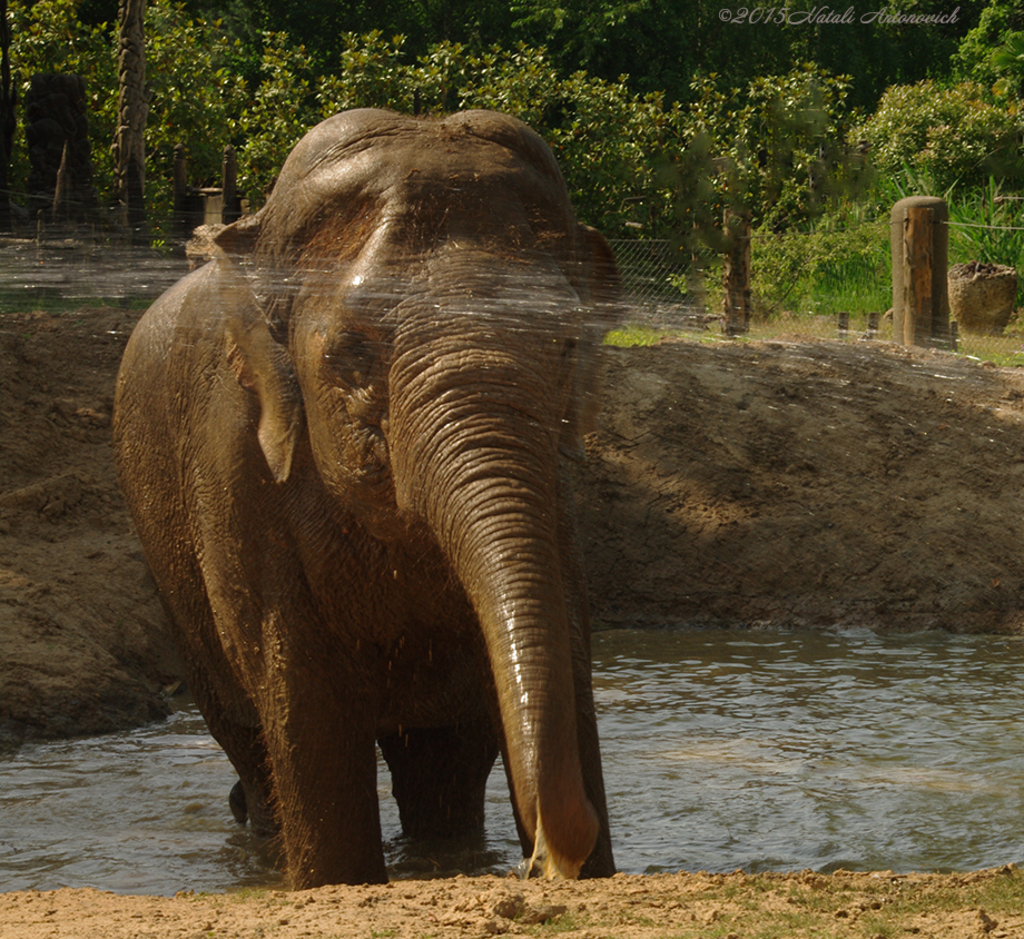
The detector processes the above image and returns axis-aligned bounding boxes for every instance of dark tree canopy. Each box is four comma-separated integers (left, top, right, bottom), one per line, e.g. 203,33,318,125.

53,0,992,111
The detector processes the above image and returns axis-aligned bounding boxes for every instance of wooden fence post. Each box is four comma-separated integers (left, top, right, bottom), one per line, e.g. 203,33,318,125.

903,206,933,346
222,144,239,224
722,207,751,336
173,142,189,241
890,196,950,347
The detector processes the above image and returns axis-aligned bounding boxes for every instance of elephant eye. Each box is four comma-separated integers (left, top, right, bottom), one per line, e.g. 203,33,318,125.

324,330,379,388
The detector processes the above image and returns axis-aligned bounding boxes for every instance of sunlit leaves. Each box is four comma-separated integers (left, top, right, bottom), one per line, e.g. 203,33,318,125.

854,80,1022,193
680,65,863,234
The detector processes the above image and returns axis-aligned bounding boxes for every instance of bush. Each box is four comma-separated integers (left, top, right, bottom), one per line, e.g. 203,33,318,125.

854,81,1023,193
680,64,866,236
749,214,889,317
232,31,320,204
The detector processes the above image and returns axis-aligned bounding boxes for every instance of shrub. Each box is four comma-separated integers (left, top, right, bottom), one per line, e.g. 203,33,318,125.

854,81,1023,193
750,213,889,317
681,64,865,236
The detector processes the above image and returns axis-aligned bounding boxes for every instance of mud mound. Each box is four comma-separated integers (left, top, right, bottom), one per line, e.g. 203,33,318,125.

0,307,181,750
577,338,1024,633
3,304,1024,747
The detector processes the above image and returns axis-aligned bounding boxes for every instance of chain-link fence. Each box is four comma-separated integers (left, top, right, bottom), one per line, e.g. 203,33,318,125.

610,234,1024,366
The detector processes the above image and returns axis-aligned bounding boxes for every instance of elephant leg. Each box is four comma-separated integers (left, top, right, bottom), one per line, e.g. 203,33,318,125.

216,727,277,837
196,689,278,836
379,720,499,839
262,668,386,887
574,687,615,877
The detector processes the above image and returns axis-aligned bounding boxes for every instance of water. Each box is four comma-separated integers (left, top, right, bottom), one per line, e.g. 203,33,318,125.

3,627,1024,894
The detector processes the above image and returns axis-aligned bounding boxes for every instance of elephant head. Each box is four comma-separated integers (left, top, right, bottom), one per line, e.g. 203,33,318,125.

117,108,618,884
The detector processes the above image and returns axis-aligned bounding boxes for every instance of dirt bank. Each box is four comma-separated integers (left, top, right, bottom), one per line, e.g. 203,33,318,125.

2,867,1023,939
5,306,1024,749
580,338,1024,633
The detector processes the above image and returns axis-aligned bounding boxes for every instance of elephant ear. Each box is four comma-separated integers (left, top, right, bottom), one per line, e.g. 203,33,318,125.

214,217,304,484
559,225,623,462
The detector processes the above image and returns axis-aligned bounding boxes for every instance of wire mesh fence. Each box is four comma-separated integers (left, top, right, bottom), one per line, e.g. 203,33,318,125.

610,234,1024,366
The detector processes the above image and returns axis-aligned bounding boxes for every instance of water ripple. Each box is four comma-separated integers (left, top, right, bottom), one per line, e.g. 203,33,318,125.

2,628,1023,892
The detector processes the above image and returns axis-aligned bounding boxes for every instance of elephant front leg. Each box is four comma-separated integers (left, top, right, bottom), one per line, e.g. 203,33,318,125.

262,675,388,887
379,719,499,839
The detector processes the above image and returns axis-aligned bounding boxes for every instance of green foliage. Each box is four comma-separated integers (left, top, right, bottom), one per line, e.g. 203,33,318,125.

992,32,1024,98
9,0,246,232
678,64,866,239
232,31,319,203
143,0,247,226
748,213,890,317
854,80,1023,193
318,31,415,114
954,0,1024,91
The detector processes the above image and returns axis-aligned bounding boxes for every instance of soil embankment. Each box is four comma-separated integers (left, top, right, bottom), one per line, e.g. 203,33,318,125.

5,307,1024,748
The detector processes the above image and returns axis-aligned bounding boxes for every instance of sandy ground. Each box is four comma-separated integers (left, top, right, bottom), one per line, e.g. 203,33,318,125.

2,868,1023,938
4,303,1024,929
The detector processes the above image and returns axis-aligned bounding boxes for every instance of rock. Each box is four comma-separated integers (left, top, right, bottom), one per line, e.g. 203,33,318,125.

948,261,1018,335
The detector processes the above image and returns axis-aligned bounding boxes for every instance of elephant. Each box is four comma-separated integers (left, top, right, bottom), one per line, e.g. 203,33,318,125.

113,108,619,888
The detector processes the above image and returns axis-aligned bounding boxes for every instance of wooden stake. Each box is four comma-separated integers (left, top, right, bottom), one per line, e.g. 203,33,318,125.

903,205,933,347
722,208,751,336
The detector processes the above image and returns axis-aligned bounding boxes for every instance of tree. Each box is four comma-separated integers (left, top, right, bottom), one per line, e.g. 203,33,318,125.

0,0,14,231
854,80,1023,192
112,0,146,240
955,0,1024,89
991,31,1024,98
680,65,863,235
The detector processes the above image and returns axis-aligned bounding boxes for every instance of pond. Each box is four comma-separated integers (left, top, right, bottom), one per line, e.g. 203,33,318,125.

2,627,1024,895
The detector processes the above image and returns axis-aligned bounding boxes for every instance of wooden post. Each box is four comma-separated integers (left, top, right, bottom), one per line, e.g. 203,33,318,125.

0,0,14,234
837,311,849,339
113,0,148,243
52,139,71,221
903,206,933,346
173,142,188,240
890,196,950,347
222,144,239,224
722,207,751,336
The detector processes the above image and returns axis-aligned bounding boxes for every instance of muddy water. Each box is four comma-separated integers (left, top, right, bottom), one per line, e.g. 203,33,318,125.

2,628,1024,894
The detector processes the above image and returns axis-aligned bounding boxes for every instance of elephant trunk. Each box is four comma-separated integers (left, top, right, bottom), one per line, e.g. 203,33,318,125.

389,313,599,878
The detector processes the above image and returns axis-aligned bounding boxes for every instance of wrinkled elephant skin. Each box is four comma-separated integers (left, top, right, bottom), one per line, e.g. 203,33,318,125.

113,108,618,888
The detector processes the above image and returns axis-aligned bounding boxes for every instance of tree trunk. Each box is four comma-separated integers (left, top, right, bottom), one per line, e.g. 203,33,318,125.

0,0,15,233
114,0,147,243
